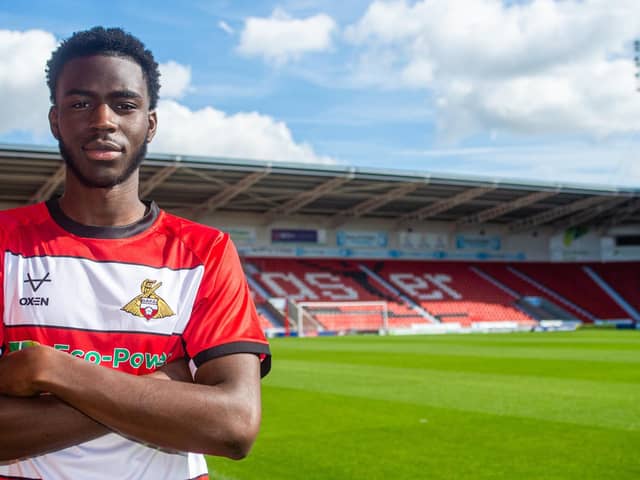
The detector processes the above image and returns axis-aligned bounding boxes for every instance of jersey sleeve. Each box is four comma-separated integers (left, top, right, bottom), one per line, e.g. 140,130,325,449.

182,234,271,378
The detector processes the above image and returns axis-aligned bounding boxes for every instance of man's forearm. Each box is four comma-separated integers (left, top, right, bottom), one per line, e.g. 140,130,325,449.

38,352,262,459
0,358,194,462
0,394,108,462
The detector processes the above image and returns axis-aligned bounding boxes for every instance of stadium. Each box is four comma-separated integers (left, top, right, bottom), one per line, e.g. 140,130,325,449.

2,143,639,479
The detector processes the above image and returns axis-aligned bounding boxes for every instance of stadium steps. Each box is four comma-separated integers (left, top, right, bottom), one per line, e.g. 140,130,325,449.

470,266,519,298
255,306,275,328
243,261,289,329
516,296,576,321
515,263,626,320
507,266,596,322
258,302,287,328
477,264,581,322
589,263,640,315
357,264,438,323
583,266,640,322
244,264,273,300
470,266,537,322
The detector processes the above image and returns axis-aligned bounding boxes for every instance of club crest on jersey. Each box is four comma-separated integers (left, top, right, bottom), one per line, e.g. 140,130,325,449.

121,279,175,320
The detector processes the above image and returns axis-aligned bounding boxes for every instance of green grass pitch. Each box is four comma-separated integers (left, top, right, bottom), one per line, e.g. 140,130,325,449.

207,330,640,479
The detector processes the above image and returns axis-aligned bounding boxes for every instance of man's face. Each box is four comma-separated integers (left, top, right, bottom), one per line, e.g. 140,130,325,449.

49,54,157,189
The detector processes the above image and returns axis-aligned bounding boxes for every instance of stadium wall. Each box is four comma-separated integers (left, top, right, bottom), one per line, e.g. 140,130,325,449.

2,202,636,262
195,210,640,262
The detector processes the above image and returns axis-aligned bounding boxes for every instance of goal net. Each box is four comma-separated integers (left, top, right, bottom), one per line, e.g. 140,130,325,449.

288,300,388,337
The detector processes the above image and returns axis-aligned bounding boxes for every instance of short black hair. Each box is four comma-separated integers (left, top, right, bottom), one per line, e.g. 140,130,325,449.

46,26,161,109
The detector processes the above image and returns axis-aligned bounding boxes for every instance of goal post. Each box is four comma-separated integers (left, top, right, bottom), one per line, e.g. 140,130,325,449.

290,300,389,337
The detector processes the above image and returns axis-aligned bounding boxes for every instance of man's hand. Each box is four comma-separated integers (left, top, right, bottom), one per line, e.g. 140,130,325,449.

147,359,193,382
0,345,111,461
0,344,193,396
0,344,57,397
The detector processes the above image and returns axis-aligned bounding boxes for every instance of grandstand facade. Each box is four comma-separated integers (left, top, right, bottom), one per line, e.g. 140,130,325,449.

2,143,639,334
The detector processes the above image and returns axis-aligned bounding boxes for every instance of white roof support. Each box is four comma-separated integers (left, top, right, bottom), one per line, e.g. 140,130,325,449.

556,196,631,230
263,173,354,225
457,190,558,226
28,164,65,204
598,197,640,231
139,162,180,198
191,167,272,219
330,181,422,228
508,195,615,233
398,186,495,227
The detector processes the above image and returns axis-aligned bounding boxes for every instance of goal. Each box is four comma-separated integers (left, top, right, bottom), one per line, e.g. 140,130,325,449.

289,300,388,337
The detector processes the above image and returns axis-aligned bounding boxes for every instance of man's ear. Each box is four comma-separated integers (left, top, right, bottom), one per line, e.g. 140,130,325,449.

146,110,158,143
48,106,60,140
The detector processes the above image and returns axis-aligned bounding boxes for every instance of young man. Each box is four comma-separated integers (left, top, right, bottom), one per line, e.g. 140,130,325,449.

0,27,271,479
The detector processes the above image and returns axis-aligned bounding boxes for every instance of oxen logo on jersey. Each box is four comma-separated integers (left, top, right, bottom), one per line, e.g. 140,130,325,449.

20,272,52,307
24,272,52,292
121,279,175,320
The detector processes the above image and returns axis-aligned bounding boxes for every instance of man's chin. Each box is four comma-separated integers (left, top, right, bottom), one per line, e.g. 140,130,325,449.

81,174,131,189
59,141,146,189
66,162,132,189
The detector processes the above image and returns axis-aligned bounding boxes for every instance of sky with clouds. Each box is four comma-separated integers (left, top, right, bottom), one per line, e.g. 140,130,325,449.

1,0,640,187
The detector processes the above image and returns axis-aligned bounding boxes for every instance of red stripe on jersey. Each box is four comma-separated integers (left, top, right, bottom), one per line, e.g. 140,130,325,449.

5,325,184,375
1,204,227,270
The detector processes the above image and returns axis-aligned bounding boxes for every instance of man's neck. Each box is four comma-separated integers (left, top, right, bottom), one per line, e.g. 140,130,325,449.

58,174,147,227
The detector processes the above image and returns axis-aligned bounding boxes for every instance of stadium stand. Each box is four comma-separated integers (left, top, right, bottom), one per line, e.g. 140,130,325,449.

514,263,627,320
245,258,431,330
243,257,640,330
589,262,640,316
476,263,595,322
248,290,275,329
365,261,535,326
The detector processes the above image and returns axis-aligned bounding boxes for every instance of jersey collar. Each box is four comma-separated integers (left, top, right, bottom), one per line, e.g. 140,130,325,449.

46,198,160,239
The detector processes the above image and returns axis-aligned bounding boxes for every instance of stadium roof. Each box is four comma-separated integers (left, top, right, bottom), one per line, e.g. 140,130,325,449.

1,143,638,232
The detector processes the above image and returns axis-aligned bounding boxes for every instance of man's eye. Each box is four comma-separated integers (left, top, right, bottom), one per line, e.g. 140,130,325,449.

117,103,137,111
71,101,89,109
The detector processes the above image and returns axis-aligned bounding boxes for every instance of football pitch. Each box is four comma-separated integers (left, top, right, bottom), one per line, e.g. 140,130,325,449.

208,330,640,479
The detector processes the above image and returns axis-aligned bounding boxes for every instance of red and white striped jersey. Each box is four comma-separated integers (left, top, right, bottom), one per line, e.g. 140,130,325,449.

0,200,271,480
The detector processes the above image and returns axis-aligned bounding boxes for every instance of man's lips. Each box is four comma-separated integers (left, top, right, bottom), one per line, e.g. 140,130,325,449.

83,141,123,161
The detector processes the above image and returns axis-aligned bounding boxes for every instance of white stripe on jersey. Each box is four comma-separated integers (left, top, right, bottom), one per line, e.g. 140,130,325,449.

4,252,204,335
0,434,209,480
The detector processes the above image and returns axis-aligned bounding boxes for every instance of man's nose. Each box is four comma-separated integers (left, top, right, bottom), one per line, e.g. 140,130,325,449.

89,103,117,131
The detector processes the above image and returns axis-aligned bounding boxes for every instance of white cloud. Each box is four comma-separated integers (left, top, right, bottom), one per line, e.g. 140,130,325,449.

395,140,640,187
150,99,334,164
218,20,234,35
238,8,337,64
0,28,331,166
345,0,640,139
159,61,191,99
0,29,56,139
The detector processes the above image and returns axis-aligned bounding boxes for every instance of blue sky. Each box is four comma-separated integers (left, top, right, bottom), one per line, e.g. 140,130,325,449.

1,0,640,187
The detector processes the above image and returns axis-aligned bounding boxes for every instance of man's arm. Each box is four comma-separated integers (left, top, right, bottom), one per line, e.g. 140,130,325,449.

0,345,262,460
0,394,108,462
0,356,195,462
